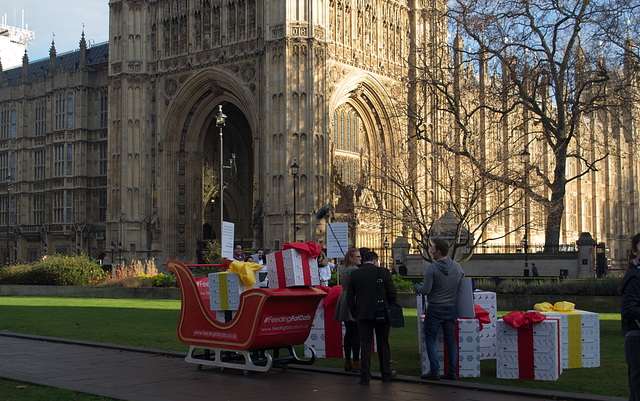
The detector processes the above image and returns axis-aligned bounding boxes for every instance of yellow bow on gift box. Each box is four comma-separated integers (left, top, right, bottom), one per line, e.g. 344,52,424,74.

227,261,264,288
533,301,575,312
534,300,587,369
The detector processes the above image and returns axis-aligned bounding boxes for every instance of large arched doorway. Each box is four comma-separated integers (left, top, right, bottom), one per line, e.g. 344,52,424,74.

201,102,254,244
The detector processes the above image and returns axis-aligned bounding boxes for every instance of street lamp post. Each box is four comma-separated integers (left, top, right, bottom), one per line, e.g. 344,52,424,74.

383,237,390,270
5,173,12,265
110,242,115,265
521,147,530,277
118,242,122,265
216,105,227,241
290,159,299,242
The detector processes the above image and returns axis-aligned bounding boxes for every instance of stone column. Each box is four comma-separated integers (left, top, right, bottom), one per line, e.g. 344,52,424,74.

576,232,597,278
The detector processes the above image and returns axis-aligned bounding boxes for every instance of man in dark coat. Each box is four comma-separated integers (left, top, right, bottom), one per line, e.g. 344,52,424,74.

347,251,398,385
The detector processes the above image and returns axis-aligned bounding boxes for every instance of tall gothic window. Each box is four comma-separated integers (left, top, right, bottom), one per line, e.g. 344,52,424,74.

10,106,16,138
35,102,46,136
54,144,65,177
333,105,363,187
55,95,66,130
34,149,45,180
67,94,74,129
53,191,64,223
99,143,108,176
66,144,73,176
0,153,7,180
33,194,44,225
100,91,108,128
0,106,9,139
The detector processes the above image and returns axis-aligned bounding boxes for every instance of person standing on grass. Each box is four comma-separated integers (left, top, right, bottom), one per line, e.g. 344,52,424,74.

414,239,464,381
620,233,640,401
333,248,362,373
347,251,397,385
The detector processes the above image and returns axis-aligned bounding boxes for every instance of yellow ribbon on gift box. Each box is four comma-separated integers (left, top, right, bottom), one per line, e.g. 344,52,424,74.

218,272,230,310
534,301,582,368
227,261,264,288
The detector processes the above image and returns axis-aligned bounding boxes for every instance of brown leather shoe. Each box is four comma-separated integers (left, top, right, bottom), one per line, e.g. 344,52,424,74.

351,360,361,372
382,370,397,382
344,360,352,372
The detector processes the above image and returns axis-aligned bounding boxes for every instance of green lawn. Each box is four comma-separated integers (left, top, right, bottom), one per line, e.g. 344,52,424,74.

0,297,628,398
0,379,119,401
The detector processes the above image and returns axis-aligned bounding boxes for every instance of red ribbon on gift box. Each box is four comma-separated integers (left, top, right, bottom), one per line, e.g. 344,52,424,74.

322,286,344,358
502,311,547,379
281,241,322,286
474,305,491,331
282,241,323,258
442,320,461,376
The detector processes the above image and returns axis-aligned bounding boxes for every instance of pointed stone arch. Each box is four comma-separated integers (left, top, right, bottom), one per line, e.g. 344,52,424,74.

156,68,258,262
328,72,402,249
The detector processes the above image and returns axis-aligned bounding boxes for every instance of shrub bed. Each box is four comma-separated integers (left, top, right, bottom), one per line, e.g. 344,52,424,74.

0,255,107,286
475,277,621,296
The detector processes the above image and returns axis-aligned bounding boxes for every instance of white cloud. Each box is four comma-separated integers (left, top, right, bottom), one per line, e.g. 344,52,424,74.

2,0,109,62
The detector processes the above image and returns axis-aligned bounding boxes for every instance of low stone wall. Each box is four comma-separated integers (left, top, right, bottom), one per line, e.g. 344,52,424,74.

1,285,620,313
0,285,181,300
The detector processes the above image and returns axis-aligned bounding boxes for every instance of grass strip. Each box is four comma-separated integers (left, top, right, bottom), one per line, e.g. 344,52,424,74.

0,297,626,397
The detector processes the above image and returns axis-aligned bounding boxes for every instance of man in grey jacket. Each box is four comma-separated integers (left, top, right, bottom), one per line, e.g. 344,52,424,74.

414,239,464,380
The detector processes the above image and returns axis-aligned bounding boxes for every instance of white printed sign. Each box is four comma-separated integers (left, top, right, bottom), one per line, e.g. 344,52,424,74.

326,222,348,258
221,221,235,259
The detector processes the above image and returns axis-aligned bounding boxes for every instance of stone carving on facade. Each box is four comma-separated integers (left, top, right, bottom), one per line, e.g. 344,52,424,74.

240,61,256,83
272,24,285,39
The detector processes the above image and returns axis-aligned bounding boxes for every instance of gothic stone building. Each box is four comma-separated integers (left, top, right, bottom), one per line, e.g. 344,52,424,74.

0,0,637,269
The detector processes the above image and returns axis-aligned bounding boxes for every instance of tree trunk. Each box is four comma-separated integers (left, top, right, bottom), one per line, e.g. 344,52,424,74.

544,143,568,252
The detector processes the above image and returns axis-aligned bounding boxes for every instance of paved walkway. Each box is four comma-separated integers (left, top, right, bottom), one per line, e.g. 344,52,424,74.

0,332,623,401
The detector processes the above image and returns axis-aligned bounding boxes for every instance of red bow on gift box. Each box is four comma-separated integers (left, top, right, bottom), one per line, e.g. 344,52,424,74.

502,310,546,328
474,304,492,330
282,241,323,258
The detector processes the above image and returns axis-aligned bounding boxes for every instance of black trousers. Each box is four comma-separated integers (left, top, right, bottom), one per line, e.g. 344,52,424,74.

356,319,391,382
626,334,640,401
343,320,360,361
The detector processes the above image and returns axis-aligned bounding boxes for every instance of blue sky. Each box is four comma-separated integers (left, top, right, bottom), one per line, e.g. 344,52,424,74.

1,0,109,62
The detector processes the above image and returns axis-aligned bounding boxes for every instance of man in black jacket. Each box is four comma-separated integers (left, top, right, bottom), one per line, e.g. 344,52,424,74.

347,251,398,385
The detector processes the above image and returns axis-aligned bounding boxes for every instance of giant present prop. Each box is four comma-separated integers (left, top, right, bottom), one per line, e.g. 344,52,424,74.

418,315,481,377
304,286,344,358
194,277,236,321
533,302,600,368
305,285,377,358
473,290,498,359
226,260,264,290
208,272,242,311
267,242,321,288
496,311,562,381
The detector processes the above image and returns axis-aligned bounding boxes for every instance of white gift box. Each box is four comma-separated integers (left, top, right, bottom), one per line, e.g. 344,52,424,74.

531,309,600,369
304,304,344,358
418,315,481,377
496,318,562,381
208,272,242,311
473,290,497,359
266,248,319,288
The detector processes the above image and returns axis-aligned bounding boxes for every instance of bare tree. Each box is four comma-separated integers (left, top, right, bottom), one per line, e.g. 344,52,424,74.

367,136,527,263
411,0,640,252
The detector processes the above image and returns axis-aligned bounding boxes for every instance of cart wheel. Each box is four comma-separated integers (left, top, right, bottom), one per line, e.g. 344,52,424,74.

243,370,250,376
196,364,203,371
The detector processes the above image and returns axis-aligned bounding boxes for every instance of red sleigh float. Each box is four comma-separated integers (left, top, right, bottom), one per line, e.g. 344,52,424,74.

167,259,326,374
